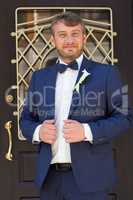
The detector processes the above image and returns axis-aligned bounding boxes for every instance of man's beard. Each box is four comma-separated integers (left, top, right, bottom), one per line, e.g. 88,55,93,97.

57,48,83,61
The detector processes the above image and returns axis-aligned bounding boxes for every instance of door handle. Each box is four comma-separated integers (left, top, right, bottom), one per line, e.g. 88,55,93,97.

4,121,13,161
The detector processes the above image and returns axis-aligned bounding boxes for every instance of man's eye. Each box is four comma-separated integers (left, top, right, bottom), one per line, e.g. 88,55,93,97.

59,34,66,38
72,33,80,37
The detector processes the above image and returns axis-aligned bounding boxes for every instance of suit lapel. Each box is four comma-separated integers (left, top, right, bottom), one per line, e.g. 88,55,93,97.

68,56,93,118
44,65,58,119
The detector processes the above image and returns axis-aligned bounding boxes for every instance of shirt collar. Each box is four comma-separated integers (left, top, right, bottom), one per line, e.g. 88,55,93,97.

58,54,83,70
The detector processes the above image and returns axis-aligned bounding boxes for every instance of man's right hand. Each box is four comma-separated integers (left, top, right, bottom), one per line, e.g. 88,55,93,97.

39,120,57,144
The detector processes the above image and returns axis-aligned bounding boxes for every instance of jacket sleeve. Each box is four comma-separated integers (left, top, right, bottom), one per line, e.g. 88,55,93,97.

89,65,133,145
19,71,41,143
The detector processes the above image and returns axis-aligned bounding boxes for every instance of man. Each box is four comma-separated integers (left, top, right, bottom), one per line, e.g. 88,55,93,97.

20,12,133,200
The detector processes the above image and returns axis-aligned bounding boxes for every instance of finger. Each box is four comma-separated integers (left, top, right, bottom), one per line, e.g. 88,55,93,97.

63,128,72,134
64,130,73,137
44,120,55,124
47,134,56,140
43,123,56,129
46,124,56,130
46,134,56,141
47,131,57,136
63,124,76,129
64,120,78,125
64,122,78,130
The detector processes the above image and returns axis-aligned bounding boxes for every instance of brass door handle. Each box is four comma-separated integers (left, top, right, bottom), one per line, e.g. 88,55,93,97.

4,121,13,161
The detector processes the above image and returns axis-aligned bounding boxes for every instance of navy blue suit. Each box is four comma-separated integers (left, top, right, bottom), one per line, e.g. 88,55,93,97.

20,56,133,194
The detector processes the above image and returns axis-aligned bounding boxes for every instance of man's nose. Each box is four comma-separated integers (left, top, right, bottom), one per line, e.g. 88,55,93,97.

65,35,74,43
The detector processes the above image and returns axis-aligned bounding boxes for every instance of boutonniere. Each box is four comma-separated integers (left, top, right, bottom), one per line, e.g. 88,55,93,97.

74,69,91,93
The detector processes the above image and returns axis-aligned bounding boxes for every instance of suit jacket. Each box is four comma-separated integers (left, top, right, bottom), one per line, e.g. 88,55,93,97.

20,56,133,193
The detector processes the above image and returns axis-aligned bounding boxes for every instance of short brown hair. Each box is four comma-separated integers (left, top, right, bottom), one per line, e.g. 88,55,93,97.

51,12,86,34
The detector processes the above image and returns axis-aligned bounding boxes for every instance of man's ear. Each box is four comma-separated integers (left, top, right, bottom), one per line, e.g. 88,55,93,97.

50,35,55,48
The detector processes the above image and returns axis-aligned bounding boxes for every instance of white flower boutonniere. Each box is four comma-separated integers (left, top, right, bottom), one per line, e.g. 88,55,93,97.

74,69,91,93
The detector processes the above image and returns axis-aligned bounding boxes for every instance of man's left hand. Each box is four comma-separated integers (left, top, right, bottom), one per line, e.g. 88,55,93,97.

63,119,85,143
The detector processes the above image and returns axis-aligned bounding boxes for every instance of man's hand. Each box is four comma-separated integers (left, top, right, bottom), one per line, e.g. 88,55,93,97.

39,120,57,144
63,119,85,143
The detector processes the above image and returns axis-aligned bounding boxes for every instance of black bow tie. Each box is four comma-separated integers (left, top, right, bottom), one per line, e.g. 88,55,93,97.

56,60,78,73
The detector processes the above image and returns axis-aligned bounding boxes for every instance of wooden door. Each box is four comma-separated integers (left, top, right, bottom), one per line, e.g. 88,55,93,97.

0,1,133,200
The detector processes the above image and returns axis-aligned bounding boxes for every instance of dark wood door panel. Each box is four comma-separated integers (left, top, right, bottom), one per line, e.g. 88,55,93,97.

18,151,37,182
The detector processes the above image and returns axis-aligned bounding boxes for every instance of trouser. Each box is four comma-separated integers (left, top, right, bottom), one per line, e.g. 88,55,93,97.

40,166,109,200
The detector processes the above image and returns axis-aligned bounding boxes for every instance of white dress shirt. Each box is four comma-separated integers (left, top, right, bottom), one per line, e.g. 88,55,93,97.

33,54,93,164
